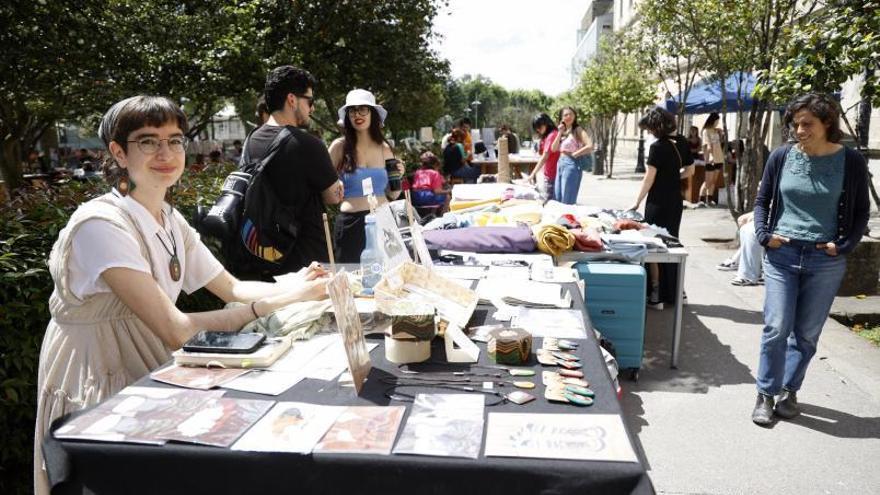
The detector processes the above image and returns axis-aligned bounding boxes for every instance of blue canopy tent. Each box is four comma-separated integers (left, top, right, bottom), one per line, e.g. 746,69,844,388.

665,72,758,115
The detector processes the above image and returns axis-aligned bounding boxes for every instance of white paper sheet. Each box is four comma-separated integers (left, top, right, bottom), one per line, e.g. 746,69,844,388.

476,279,571,308
512,308,587,339
300,338,379,381
431,265,487,280
484,413,638,463
221,369,305,396
265,333,338,373
231,402,344,453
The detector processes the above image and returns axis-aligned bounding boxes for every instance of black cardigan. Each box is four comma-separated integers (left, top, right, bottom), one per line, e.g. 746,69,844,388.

754,143,870,255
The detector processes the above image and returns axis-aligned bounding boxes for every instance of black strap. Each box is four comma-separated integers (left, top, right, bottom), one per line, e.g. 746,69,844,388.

239,126,294,175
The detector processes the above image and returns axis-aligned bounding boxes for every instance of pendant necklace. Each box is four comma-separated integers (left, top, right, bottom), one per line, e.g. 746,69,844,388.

155,209,181,281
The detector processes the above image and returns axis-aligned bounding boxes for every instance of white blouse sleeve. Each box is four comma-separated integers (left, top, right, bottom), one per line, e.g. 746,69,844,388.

180,224,224,295
68,219,152,300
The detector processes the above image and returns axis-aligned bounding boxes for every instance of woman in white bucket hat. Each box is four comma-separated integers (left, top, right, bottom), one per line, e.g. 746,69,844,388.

328,89,405,262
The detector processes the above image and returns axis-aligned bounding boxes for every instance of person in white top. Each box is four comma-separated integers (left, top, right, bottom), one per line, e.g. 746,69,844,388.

34,96,329,495
700,112,724,206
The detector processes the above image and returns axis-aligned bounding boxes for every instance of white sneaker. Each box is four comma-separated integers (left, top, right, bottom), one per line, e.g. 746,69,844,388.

716,259,738,271
647,300,664,311
647,288,664,310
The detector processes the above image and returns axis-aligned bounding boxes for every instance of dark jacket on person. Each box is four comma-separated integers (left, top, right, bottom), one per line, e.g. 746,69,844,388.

754,143,869,255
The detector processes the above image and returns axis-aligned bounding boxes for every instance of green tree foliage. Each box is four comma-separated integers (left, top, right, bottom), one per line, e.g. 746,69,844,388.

636,0,814,216
1,0,451,197
759,0,880,207
0,1,264,195
759,1,880,125
0,1,119,191
442,76,554,141
259,0,450,137
571,35,657,178
629,4,705,134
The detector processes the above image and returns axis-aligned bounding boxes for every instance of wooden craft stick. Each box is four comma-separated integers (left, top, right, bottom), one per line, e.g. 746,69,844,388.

322,212,336,272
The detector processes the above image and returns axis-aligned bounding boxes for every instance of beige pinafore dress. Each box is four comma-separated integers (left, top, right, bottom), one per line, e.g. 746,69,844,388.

33,194,196,495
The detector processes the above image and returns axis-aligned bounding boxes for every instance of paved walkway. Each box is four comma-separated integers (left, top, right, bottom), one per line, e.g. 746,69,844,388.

576,164,880,495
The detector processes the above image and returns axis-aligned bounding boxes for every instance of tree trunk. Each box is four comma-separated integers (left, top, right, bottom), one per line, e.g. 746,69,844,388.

1,137,24,196
607,115,618,178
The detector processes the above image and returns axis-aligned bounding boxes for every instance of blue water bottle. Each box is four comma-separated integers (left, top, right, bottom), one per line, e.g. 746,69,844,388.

360,213,383,295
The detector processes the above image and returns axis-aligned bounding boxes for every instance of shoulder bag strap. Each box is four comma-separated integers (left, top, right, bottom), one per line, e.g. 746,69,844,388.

253,127,294,175
669,137,683,168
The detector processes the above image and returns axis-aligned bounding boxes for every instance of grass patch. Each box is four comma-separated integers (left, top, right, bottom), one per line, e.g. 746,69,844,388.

852,324,880,347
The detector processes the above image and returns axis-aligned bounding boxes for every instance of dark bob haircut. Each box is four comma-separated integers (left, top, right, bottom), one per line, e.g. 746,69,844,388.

100,95,188,184
264,65,318,114
531,113,556,138
783,93,843,143
640,107,677,138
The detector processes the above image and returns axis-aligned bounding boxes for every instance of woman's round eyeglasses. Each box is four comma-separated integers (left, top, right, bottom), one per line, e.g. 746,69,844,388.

127,136,189,154
347,106,371,117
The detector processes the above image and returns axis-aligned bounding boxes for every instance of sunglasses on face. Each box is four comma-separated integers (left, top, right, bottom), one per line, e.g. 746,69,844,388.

127,136,188,154
295,94,315,107
347,106,371,117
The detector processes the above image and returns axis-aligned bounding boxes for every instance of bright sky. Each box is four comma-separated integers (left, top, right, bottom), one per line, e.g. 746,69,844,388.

431,0,585,97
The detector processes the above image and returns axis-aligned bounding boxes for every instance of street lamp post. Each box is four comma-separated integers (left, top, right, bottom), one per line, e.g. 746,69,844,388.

471,100,481,130
635,129,646,173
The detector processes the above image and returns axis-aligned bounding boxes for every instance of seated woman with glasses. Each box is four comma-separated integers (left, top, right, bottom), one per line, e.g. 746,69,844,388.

328,89,405,263
33,95,330,495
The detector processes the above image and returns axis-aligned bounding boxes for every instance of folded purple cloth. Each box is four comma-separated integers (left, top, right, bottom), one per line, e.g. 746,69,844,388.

422,225,536,253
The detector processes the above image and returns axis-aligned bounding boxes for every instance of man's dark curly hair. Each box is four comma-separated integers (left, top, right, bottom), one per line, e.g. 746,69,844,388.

263,66,318,113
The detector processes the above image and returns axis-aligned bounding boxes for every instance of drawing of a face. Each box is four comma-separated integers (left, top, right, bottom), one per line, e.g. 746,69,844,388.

382,227,404,258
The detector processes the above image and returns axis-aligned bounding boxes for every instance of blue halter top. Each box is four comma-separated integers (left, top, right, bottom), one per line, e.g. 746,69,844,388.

341,167,389,198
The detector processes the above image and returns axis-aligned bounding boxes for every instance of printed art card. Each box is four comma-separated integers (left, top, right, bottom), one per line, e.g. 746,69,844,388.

484,413,638,463
327,271,372,394
392,394,485,459
150,364,249,390
314,406,406,455
232,402,344,454
53,389,239,446
157,398,274,447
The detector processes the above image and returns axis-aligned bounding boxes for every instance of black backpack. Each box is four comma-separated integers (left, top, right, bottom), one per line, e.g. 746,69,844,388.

199,127,298,279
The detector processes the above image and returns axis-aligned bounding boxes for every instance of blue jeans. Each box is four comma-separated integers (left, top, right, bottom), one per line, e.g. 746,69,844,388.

555,155,583,204
452,164,481,183
756,240,846,396
737,222,764,282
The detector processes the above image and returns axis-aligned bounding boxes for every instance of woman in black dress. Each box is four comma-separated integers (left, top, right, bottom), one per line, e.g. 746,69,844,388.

629,107,694,309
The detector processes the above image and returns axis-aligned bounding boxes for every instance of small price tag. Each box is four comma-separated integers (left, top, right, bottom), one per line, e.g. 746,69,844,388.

361,177,374,196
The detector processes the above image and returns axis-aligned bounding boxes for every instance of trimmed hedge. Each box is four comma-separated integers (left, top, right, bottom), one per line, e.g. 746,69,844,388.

0,166,231,493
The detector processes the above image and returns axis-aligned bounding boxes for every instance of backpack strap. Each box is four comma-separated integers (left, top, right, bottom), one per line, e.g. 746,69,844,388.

241,126,294,175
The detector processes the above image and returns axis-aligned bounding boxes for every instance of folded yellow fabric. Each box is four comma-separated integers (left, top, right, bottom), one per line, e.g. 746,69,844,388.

532,224,575,256
449,197,502,211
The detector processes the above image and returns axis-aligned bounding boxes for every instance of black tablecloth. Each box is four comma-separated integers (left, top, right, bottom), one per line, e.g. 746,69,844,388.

44,283,653,495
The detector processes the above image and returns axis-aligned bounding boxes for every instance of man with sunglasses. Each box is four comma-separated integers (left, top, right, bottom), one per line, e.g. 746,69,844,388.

241,65,343,278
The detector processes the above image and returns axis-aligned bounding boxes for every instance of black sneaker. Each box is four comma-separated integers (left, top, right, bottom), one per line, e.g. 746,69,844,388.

752,393,775,426
774,389,799,419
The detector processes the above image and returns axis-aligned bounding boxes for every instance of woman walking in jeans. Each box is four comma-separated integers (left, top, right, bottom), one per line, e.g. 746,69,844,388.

751,93,870,426
551,106,593,204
